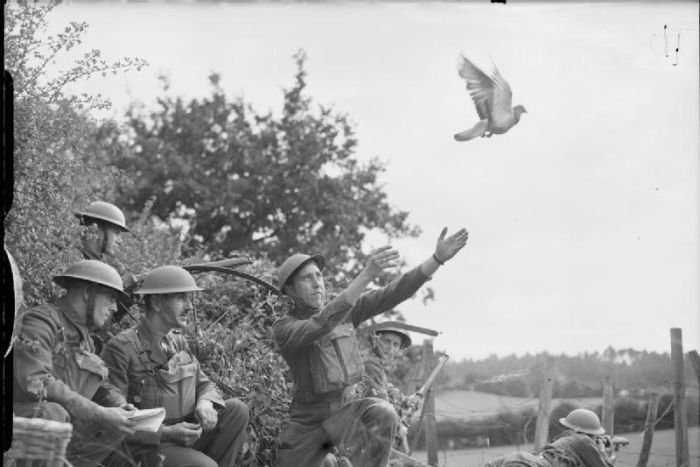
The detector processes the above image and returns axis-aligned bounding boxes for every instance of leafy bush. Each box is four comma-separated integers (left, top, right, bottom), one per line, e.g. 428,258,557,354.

178,257,290,466
4,0,145,306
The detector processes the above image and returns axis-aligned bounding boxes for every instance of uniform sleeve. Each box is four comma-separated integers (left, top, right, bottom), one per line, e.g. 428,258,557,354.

194,359,225,409
272,292,354,354
172,334,225,409
99,335,131,398
14,309,103,422
350,266,430,326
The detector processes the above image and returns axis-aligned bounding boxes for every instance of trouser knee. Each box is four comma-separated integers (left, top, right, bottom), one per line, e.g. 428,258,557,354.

367,400,399,428
220,398,249,426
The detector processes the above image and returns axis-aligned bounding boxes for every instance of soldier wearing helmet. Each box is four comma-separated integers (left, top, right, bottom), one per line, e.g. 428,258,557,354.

272,227,469,467
76,201,137,327
76,201,130,260
541,408,618,467
100,265,249,467
13,260,138,466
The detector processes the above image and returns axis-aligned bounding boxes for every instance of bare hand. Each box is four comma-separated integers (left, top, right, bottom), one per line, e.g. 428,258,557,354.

162,422,202,447
194,400,218,432
98,406,136,435
434,227,468,263
363,246,400,278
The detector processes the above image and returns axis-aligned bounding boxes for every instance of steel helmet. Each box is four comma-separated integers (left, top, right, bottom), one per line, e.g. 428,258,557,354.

370,322,412,349
53,260,129,301
75,201,129,232
559,408,605,435
134,265,204,295
277,253,326,292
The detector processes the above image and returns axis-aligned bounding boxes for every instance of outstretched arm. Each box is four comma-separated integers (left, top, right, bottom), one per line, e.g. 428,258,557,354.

273,247,400,353
420,227,469,276
351,227,469,324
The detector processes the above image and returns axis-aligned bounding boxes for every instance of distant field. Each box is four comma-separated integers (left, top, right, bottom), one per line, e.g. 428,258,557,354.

434,389,601,421
411,427,700,467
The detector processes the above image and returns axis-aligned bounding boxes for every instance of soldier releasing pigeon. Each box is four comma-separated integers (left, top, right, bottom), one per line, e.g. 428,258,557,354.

454,55,526,142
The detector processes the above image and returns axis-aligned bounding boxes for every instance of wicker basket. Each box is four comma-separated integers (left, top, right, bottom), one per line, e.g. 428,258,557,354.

4,416,73,467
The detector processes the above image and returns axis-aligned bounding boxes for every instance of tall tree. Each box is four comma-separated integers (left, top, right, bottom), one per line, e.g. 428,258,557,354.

108,51,419,280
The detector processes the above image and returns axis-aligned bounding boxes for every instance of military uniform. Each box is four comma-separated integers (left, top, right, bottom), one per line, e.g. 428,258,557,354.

100,318,249,467
542,432,614,467
13,297,130,467
273,265,430,467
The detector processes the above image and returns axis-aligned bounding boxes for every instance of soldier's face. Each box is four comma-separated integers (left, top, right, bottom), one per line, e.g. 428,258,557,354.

101,225,121,256
378,332,404,356
290,262,325,309
159,292,193,329
90,287,118,329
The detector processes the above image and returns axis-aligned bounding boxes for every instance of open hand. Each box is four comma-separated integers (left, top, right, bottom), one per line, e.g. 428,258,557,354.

434,227,468,263
364,246,400,278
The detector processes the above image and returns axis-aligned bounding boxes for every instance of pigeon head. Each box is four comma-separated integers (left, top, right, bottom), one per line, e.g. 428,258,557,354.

513,105,527,121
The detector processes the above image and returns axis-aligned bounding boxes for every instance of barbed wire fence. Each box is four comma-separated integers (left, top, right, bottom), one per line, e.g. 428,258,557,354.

405,334,699,467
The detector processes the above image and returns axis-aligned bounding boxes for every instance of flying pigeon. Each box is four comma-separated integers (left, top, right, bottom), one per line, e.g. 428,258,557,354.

454,55,526,142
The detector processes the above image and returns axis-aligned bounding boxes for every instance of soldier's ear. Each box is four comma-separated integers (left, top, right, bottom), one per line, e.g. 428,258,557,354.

81,283,95,302
151,294,166,312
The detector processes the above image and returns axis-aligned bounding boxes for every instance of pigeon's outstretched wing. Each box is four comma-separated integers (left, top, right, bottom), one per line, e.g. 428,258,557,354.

458,55,495,120
489,62,514,120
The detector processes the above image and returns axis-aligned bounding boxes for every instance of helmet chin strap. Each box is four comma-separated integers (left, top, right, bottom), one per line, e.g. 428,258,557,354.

85,286,97,330
100,226,110,256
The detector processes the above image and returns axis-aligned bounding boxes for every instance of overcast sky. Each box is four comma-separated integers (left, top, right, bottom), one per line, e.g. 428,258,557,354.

44,1,699,361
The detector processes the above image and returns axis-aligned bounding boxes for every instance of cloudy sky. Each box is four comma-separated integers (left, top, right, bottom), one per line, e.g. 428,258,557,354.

45,1,699,361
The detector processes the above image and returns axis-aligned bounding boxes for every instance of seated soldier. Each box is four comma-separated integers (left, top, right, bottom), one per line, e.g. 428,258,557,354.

75,201,137,327
13,260,137,467
348,324,423,437
100,265,249,467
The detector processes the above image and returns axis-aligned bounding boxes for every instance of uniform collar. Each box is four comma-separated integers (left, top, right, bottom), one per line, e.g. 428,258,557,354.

80,245,104,261
137,315,171,345
291,301,322,319
55,296,90,343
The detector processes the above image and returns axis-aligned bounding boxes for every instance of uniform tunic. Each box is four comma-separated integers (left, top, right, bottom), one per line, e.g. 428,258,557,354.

13,297,129,466
101,318,249,467
273,266,430,467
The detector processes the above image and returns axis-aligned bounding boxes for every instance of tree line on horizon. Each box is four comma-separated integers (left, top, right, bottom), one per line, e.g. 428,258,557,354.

439,346,696,397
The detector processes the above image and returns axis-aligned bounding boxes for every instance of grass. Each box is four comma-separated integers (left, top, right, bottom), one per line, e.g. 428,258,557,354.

410,427,700,467
434,389,602,421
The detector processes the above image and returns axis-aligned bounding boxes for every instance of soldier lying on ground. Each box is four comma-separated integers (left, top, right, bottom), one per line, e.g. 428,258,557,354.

484,408,627,467
100,265,249,467
272,227,469,467
13,260,137,467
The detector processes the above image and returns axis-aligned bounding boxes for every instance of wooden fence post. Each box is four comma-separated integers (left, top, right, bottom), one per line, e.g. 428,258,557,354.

636,392,659,467
421,340,438,467
533,357,556,451
688,350,700,426
602,375,614,435
670,328,689,467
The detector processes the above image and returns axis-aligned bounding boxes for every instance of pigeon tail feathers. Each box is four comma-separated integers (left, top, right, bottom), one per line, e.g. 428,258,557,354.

454,120,488,142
